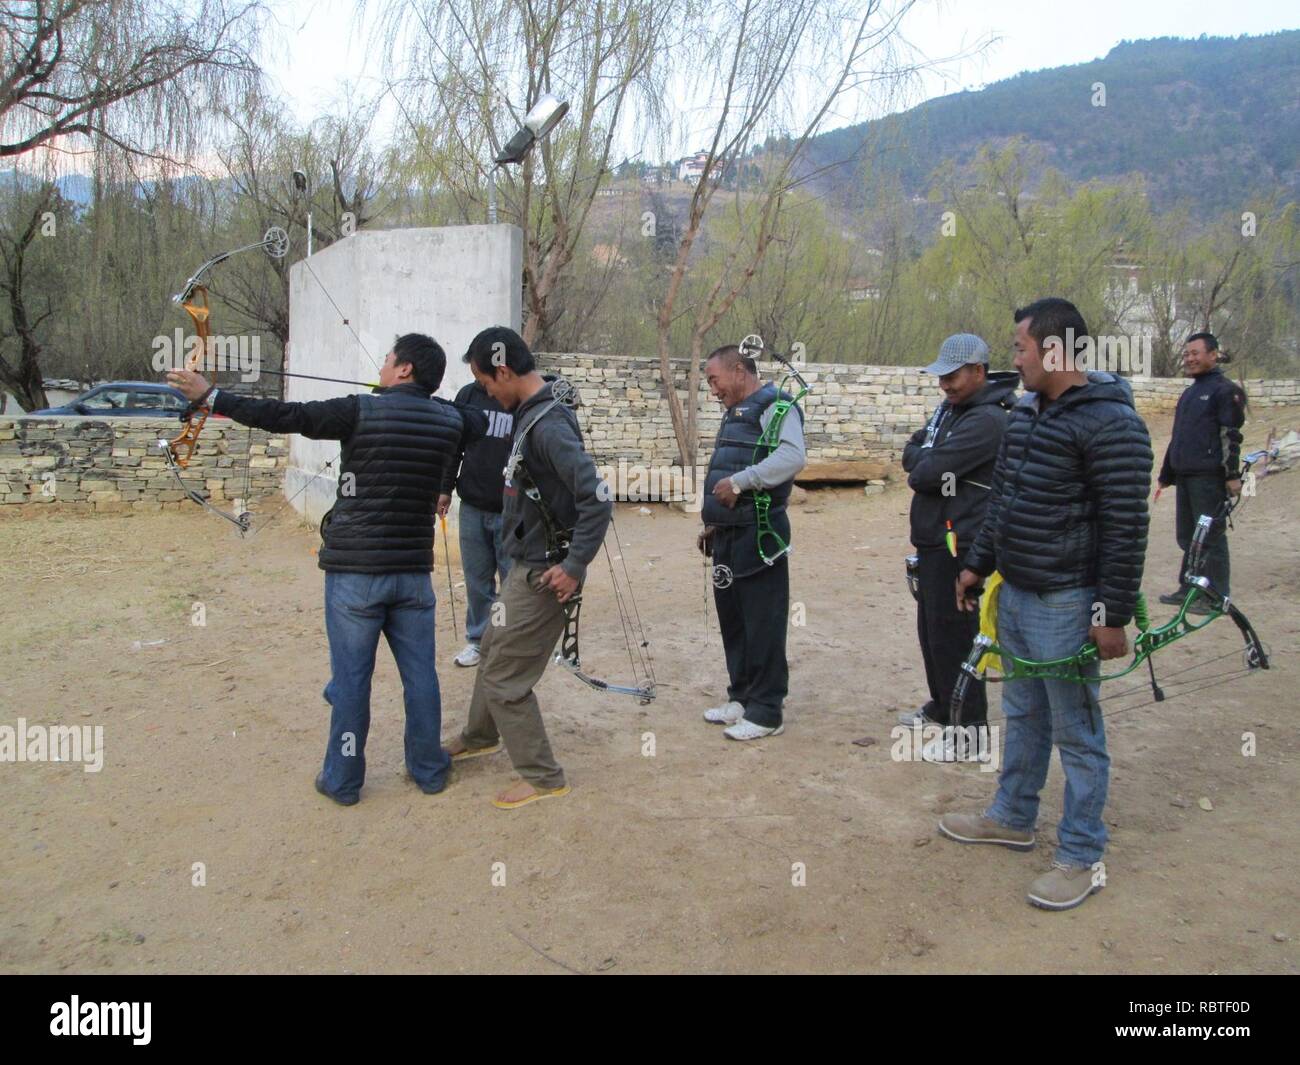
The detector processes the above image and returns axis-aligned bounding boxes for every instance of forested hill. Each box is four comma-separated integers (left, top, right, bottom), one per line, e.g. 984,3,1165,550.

809,31,1300,218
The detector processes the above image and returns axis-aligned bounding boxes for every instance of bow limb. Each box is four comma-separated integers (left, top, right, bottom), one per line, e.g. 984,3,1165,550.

551,592,656,705
172,228,289,306
158,439,251,533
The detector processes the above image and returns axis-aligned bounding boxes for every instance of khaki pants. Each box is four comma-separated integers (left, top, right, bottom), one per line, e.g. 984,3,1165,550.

461,564,568,789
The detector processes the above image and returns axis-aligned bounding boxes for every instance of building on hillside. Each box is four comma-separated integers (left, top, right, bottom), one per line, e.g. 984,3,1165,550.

677,152,711,184
844,278,880,302
590,243,630,269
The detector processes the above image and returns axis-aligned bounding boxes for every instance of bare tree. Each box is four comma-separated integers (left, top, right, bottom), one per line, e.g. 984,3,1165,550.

214,91,389,356
1,0,268,166
372,0,679,346
652,0,923,469
0,182,64,409
0,0,268,407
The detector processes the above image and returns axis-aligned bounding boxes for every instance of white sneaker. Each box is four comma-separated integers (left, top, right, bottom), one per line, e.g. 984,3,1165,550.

703,700,745,725
454,644,481,667
723,720,785,741
921,726,990,764
898,706,936,727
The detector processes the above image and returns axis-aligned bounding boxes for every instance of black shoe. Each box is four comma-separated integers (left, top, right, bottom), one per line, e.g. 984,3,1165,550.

315,773,359,806
1158,590,1186,605
1187,598,1216,616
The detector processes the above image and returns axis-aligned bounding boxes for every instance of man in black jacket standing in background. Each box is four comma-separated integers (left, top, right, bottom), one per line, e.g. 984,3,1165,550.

169,334,470,806
943,298,1153,911
900,334,1016,761
438,379,514,667
1155,331,1246,610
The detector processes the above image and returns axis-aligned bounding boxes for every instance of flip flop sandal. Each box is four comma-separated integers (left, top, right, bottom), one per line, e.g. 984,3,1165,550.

492,784,572,809
451,742,503,761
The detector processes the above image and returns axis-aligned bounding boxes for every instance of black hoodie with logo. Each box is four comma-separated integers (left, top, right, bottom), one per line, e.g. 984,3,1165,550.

1157,367,1246,484
441,381,514,513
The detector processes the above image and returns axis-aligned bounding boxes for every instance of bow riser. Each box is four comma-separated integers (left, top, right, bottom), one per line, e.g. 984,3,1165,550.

739,334,809,567
161,228,288,533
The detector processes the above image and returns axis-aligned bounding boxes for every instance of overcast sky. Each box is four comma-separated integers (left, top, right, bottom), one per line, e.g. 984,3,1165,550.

261,0,1298,156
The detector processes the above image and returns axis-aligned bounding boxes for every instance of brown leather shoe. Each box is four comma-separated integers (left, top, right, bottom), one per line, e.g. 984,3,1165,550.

1027,862,1103,910
938,811,1035,851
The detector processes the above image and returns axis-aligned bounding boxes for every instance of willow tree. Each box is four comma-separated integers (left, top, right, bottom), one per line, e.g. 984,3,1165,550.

0,0,267,409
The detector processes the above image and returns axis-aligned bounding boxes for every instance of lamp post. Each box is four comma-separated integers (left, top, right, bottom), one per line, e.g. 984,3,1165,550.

291,170,312,256
488,93,570,224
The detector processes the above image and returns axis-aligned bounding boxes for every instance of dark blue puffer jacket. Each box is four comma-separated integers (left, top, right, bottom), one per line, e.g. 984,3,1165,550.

963,373,1153,626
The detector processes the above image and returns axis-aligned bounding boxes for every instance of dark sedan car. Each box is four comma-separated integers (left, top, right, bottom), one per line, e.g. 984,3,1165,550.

30,382,205,418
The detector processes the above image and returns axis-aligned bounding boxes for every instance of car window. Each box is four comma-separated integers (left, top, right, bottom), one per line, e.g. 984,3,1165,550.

82,389,132,410
130,390,185,411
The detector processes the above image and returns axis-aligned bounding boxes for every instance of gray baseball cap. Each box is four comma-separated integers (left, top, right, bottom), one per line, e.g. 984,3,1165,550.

923,333,990,375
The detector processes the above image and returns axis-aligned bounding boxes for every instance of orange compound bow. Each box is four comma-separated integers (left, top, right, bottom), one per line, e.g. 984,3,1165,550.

159,226,289,532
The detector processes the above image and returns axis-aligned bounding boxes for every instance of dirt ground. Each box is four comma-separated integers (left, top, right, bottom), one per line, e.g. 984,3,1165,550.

1,408,1295,974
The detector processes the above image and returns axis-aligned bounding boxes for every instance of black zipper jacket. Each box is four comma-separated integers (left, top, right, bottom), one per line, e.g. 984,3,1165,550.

1157,368,1246,484
212,382,476,573
903,371,1017,552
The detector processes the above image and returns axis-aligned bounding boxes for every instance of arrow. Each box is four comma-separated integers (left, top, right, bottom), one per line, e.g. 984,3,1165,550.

239,367,380,389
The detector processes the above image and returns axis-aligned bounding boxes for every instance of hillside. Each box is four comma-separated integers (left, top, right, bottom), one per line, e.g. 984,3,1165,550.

808,31,1300,219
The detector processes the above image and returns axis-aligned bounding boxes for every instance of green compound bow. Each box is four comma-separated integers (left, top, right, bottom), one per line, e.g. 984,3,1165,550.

737,334,809,565
950,448,1277,725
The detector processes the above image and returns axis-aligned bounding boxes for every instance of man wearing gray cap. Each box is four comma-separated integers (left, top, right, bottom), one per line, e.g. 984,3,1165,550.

900,333,1017,761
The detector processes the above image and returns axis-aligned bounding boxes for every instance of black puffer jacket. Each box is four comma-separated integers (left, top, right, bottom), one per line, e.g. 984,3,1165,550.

963,373,1153,626
212,382,472,573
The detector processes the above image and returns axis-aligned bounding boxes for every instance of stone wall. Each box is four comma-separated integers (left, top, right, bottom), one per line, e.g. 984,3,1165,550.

1,362,1296,518
1125,375,1300,414
536,353,1300,467
0,417,287,514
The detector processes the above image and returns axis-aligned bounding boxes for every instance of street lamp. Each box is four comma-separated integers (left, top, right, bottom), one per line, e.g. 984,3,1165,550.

489,93,570,224
291,170,312,256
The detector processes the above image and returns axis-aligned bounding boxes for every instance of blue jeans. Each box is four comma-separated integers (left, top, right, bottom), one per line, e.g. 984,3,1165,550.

458,501,511,644
985,582,1110,867
320,571,451,800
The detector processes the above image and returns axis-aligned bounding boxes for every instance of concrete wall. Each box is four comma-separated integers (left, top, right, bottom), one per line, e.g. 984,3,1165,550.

284,224,523,522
